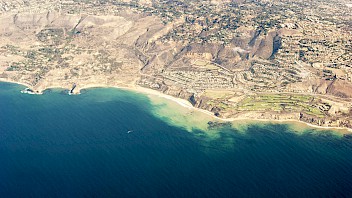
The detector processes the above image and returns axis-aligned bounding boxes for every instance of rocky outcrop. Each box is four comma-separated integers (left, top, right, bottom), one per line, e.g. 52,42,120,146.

326,79,352,98
207,121,232,130
253,31,281,59
300,113,352,128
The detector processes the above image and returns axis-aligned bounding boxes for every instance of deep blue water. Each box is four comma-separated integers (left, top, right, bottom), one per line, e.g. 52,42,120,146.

0,82,352,197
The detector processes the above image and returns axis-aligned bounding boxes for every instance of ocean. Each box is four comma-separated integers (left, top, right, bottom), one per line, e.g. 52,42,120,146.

0,82,352,197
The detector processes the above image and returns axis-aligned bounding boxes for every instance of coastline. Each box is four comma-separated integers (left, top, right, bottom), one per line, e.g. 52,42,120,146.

79,84,352,134
1,79,351,134
0,78,34,91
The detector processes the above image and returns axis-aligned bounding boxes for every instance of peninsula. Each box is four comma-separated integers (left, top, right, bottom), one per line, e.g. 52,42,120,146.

0,0,351,130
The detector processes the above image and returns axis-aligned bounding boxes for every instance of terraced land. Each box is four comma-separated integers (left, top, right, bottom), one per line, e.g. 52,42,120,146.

203,92,324,117
235,94,325,117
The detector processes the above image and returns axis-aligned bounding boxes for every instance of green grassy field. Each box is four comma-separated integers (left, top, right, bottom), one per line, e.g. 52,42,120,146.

235,94,325,117
204,93,326,118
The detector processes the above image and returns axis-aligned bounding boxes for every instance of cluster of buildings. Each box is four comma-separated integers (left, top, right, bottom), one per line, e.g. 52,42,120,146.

162,69,234,90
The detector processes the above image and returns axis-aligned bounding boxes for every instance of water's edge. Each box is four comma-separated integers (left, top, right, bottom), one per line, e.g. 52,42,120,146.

1,81,350,136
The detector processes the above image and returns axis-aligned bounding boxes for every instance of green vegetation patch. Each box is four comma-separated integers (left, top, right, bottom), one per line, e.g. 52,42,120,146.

236,94,324,117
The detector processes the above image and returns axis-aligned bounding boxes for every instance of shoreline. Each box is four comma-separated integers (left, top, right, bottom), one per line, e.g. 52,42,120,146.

1,79,351,134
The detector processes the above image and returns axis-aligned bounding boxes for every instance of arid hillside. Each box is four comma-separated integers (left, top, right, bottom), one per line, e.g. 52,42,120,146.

0,0,351,129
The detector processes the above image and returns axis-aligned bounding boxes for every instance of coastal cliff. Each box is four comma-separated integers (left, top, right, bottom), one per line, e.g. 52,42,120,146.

137,82,352,131
1,0,351,132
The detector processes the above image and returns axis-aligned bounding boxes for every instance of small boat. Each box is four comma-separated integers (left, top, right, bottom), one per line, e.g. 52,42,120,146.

127,130,133,134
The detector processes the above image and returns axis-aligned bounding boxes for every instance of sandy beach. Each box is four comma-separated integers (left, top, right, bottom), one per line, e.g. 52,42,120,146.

1,79,351,134
0,78,34,90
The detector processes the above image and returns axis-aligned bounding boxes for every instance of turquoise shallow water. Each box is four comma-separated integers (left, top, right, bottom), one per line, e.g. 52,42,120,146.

0,82,352,197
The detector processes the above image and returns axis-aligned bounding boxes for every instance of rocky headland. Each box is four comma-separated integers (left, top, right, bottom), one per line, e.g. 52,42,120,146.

0,0,351,131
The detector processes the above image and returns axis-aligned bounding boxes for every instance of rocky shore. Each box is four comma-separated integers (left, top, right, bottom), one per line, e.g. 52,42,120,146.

3,78,350,134
142,83,352,133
